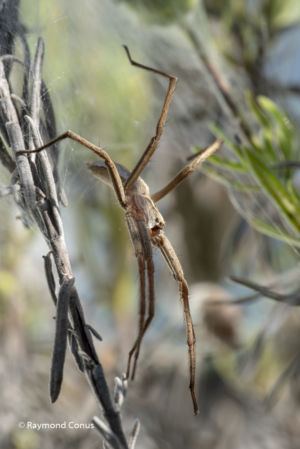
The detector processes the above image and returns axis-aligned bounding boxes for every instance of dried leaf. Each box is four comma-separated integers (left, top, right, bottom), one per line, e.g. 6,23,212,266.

50,277,74,402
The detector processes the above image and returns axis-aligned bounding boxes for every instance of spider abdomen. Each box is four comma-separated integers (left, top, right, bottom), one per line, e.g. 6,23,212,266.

128,193,165,231
89,160,165,231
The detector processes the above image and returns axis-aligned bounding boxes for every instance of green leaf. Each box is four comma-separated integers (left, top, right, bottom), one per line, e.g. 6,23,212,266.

191,150,247,172
247,91,270,129
257,96,293,159
210,125,244,160
250,219,300,247
262,137,278,162
245,148,300,231
202,166,260,192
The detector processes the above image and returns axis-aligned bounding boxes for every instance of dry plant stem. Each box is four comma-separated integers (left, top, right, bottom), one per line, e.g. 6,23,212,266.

92,417,121,449
231,276,300,305
90,365,129,449
123,45,177,190
0,52,66,204
183,25,253,143
209,291,261,306
128,420,140,449
0,60,36,208
0,36,130,446
0,136,15,172
43,252,58,305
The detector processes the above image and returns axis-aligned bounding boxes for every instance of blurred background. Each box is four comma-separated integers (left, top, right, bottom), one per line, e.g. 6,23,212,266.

1,0,300,447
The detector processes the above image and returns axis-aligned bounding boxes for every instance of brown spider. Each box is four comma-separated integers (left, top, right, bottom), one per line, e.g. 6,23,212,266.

18,46,223,414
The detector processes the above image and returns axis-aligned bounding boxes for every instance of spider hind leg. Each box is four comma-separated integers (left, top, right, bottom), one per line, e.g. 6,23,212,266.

152,231,199,415
125,215,155,380
131,257,155,379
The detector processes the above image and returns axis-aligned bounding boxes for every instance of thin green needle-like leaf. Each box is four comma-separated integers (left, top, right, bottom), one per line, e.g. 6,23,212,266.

202,166,260,191
245,149,300,231
247,92,270,129
210,125,244,160
191,150,246,172
262,137,278,162
250,218,300,247
258,96,293,159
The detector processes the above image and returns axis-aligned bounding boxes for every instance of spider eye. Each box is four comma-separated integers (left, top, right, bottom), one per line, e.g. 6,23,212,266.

154,218,164,229
151,225,160,234
156,216,164,224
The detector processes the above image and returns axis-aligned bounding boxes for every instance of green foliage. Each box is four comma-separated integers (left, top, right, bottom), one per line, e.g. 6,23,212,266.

124,0,198,24
193,95,300,246
207,0,300,71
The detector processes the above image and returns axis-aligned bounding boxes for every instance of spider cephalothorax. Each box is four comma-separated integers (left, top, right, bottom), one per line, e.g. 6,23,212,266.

19,46,223,414
88,161,165,231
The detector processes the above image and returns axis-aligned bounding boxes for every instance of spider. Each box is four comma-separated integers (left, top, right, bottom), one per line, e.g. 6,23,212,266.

18,46,223,414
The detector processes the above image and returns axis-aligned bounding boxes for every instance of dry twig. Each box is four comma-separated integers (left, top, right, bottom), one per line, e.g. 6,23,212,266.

0,7,133,447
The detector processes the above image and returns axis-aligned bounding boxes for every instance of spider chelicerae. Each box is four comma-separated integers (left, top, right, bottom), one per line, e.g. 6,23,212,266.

19,46,223,414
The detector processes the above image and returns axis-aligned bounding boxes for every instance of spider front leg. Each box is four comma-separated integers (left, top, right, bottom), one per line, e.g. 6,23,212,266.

151,138,223,202
125,214,155,380
151,230,199,415
18,130,127,208
123,46,177,190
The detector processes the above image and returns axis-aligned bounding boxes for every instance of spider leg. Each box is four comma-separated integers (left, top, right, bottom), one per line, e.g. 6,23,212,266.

151,230,199,415
17,130,126,208
151,138,223,202
125,215,155,380
123,46,177,190
131,257,155,379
